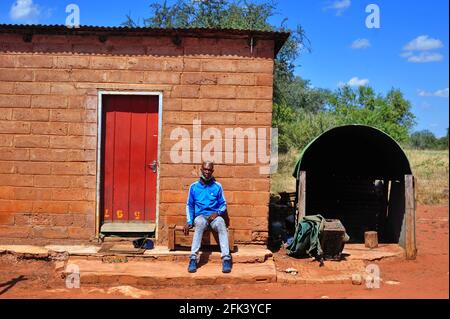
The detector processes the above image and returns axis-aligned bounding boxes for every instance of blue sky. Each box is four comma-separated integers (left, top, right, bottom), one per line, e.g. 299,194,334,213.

1,0,448,137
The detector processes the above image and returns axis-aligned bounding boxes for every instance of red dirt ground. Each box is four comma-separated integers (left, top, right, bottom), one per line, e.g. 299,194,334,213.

0,204,448,299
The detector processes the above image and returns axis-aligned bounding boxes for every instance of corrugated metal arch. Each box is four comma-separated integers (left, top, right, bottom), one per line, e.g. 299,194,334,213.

293,124,412,180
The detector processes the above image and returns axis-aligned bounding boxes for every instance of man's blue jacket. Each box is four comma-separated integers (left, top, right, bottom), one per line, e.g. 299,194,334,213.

186,178,227,225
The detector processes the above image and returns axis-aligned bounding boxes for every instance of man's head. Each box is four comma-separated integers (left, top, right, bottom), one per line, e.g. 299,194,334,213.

200,161,214,182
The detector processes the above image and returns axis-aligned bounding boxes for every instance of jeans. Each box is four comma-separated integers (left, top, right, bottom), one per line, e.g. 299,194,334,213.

190,215,231,261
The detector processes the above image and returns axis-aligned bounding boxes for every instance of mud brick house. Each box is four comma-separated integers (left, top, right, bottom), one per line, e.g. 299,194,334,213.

0,24,289,246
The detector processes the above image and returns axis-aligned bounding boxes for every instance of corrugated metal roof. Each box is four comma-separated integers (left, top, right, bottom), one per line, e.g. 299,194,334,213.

0,24,290,56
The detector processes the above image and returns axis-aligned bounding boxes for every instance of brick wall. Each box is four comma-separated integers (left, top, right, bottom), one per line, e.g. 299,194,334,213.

0,32,275,245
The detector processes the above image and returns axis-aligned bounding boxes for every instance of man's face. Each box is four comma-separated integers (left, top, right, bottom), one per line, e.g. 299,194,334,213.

201,163,214,179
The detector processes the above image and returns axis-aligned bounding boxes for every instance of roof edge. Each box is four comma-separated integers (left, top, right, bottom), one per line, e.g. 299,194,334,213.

0,24,290,56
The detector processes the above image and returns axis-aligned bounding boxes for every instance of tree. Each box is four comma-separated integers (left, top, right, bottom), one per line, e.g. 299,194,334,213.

409,130,439,149
328,86,416,143
123,0,315,109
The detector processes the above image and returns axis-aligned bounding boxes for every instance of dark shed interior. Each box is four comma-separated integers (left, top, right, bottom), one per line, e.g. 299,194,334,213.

293,125,413,244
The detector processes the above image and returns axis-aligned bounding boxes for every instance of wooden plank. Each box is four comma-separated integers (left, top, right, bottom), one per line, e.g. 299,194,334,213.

113,96,132,222
297,170,306,224
128,97,147,222
405,175,417,259
168,224,176,250
100,222,156,233
145,96,159,221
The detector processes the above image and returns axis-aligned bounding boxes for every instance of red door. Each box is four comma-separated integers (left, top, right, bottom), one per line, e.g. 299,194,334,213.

102,95,158,224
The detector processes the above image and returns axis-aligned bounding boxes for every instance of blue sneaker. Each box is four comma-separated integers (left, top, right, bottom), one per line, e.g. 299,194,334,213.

188,258,197,273
222,258,232,273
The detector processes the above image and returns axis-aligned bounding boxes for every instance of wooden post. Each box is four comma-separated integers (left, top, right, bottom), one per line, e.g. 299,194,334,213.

168,224,176,250
364,231,378,248
405,175,417,259
296,171,306,224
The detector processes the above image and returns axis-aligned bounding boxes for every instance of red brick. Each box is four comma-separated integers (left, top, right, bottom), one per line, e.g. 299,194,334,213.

50,109,83,122
0,135,13,147
53,214,74,226
202,60,237,72
0,162,15,175
14,187,52,200
69,201,95,214
90,57,128,69
236,86,273,99
159,203,185,215
0,69,33,81
55,56,90,69
163,59,184,71
51,162,87,175
251,179,270,191
171,85,200,98
71,69,107,82
144,72,180,84
30,149,67,161
16,162,51,175
126,57,164,71
70,176,96,189
236,113,272,125
31,95,68,109
217,73,255,86
12,109,49,121
50,83,78,95
0,213,14,225
255,100,273,113
234,229,252,242
0,225,31,238
34,69,72,82
256,74,273,86
31,122,68,135
181,99,218,111
17,55,54,68
34,175,71,188
199,112,236,125
66,150,96,161
50,136,96,149
32,226,68,239
0,186,14,199
0,82,14,94
160,191,187,203
68,226,93,239
236,60,273,73
0,199,33,212
0,55,16,68
0,148,29,161
52,188,87,201
14,135,49,148
218,99,256,112
32,201,69,214
182,59,202,71
14,82,51,95
0,108,12,120
106,71,144,83
233,191,269,205
0,95,31,108
181,73,218,85
164,98,181,111
67,123,97,136
200,85,236,99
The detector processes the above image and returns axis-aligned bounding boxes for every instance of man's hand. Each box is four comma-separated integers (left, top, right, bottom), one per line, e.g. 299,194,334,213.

208,212,219,223
183,223,193,236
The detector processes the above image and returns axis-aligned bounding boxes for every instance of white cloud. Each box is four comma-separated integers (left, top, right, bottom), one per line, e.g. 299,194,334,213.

404,35,444,51
10,0,41,22
418,88,449,98
338,77,369,88
351,38,371,49
401,35,445,63
407,52,444,63
324,0,351,16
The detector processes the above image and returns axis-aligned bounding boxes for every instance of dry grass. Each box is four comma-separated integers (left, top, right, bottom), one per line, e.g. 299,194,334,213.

270,149,449,205
405,149,449,205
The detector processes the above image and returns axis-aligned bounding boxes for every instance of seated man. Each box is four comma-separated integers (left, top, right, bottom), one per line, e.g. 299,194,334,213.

184,161,232,273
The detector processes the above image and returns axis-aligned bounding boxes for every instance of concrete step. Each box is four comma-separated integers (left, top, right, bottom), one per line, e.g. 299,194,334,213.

62,257,277,287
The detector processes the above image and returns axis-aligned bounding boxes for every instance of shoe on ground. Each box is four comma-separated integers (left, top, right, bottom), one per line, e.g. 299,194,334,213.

188,258,197,273
222,259,232,273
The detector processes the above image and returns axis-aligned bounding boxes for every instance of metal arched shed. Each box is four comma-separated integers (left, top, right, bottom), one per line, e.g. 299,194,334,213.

293,125,417,259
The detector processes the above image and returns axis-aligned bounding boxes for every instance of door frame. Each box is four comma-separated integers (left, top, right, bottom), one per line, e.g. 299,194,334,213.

96,91,163,240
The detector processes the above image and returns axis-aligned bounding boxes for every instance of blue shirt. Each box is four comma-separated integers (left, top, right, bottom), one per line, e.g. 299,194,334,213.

186,178,227,225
